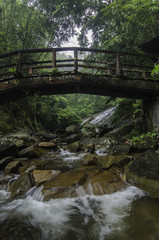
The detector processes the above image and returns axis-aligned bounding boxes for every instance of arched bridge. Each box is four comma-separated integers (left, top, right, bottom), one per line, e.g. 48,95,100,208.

0,47,159,103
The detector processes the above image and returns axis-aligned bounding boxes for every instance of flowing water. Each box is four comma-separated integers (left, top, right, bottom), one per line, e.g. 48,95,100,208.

1,151,159,240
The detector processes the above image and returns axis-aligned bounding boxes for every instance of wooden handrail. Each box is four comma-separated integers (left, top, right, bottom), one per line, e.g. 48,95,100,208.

0,47,157,80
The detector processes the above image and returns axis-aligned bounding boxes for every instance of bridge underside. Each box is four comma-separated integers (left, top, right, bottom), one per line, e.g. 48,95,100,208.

0,73,158,104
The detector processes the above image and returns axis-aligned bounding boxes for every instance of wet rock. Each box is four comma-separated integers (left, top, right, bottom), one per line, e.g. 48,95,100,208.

4,160,23,174
18,146,39,158
125,150,159,198
9,173,32,198
96,155,133,169
40,133,57,141
0,130,32,150
68,141,79,152
66,133,83,144
0,156,14,170
0,143,17,159
42,166,99,200
112,144,130,155
65,125,78,135
0,217,41,240
15,157,29,162
32,169,61,185
83,153,98,166
83,169,126,195
96,155,115,169
0,174,14,184
38,142,56,148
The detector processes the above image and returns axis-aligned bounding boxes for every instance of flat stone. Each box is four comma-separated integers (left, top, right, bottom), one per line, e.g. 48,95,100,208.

4,161,23,174
0,156,14,170
32,169,61,185
38,142,56,148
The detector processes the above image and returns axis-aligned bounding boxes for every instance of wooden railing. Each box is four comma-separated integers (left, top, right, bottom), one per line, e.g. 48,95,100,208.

0,47,158,81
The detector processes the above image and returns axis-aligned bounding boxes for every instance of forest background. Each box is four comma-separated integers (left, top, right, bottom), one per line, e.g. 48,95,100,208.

0,0,158,133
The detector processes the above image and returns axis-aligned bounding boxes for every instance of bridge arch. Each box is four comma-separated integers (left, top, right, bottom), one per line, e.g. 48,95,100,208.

0,47,158,103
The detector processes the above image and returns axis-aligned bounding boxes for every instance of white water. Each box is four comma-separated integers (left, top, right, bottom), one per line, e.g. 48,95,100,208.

90,107,116,125
0,186,145,240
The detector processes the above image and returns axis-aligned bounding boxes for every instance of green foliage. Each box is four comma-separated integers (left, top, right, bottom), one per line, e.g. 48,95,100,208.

8,68,16,74
151,64,159,78
132,100,143,118
129,131,157,148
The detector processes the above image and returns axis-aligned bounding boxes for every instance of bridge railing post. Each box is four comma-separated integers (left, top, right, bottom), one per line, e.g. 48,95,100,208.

52,49,56,69
74,49,78,73
16,51,22,76
116,52,122,76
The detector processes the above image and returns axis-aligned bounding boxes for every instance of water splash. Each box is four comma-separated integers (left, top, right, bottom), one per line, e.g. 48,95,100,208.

0,186,145,239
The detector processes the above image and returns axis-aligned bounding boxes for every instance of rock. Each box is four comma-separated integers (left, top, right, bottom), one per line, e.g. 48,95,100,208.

4,160,23,174
96,155,115,169
125,150,159,198
83,169,126,195
96,155,133,169
15,157,29,162
42,167,88,200
32,169,61,185
65,125,78,135
38,142,56,149
0,143,17,159
68,141,79,152
0,156,14,170
66,133,83,144
83,154,98,165
0,217,41,240
112,144,130,155
18,146,39,158
40,133,57,141
0,174,14,184
9,173,32,197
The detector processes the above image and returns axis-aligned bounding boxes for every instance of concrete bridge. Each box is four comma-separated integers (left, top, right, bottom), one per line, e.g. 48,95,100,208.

0,47,159,103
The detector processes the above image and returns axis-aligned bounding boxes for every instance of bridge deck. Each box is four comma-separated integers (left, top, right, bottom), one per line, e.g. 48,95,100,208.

0,47,159,103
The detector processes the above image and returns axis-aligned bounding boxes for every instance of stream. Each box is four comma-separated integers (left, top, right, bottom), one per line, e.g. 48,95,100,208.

0,150,159,240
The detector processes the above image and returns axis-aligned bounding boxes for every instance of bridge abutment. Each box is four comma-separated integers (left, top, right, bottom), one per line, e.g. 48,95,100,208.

143,97,159,132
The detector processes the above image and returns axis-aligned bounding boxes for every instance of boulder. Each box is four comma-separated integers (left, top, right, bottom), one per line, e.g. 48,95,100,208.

65,125,78,135
9,173,32,197
40,133,57,141
124,150,159,198
112,144,130,155
32,169,61,185
0,156,14,170
83,169,126,195
42,165,126,200
66,133,83,144
18,146,39,158
4,160,23,174
83,153,98,166
95,155,133,169
0,143,17,159
68,141,79,152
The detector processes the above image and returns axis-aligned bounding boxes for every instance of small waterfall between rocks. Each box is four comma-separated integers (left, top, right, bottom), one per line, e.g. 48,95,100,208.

1,149,159,240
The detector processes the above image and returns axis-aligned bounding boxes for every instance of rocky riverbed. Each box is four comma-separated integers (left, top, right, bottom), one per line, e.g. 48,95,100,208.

1,108,159,239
